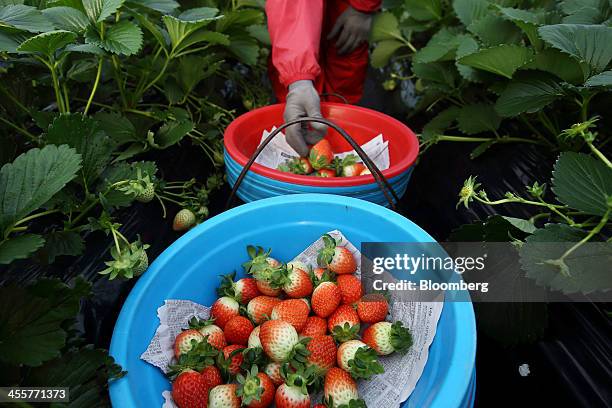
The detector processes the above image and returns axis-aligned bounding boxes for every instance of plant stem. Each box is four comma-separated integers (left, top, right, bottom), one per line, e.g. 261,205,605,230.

554,209,610,272
587,142,612,168
0,116,38,142
138,52,171,99
49,61,66,113
84,58,104,116
13,209,60,227
155,192,167,218
474,195,567,209
0,84,30,114
69,199,99,227
63,83,71,113
435,135,543,145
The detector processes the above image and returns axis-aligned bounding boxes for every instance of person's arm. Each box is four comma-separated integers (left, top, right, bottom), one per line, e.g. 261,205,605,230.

266,0,327,157
265,0,324,87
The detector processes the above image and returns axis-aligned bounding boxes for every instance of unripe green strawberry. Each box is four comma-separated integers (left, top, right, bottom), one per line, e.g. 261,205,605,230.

173,209,196,231
133,249,149,276
136,183,155,203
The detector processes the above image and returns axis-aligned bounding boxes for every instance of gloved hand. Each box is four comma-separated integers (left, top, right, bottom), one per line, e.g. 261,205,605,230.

284,80,327,157
327,6,373,55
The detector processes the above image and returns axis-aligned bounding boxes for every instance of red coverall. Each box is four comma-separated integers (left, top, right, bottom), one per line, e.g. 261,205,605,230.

266,0,381,104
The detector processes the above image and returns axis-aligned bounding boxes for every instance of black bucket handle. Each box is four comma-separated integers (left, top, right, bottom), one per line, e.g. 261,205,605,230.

225,116,400,210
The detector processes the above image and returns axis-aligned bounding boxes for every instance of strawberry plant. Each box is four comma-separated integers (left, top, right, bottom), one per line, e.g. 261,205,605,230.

371,0,612,158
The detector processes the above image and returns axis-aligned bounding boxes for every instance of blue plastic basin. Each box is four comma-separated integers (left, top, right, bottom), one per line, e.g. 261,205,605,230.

109,194,476,407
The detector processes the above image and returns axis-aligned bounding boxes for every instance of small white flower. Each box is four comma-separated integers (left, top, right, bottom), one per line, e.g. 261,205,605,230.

518,363,530,377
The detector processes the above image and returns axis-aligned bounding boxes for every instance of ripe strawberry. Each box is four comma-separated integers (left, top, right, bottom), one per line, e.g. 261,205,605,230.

324,367,359,407
171,369,210,408
342,162,366,177
298,297,311,311
248,325,262,349
189,318,227,350
220,344,245,376
199,324,227,350
317,235,356,275
328,305,360,343
259,320,299,362
271,299,310,332
337,340,383,380
315,169,337,177
300,316,327,338
271,265,313,299
218,272,261,304
265,361,284,386
309,139,334,170
275,371,311,408
174,329,204,358
278,157,314,175
211,296,240,329
173,208,196,231
363,321,413,356
208,384,241,408
356,294,388,324
306,335,337,374
237,366,276,408
311,281,341,318
243,246,283,296
224,316,254,346
336,275,363,305
247,295,282,325
200,365,223,389
312,267,329,282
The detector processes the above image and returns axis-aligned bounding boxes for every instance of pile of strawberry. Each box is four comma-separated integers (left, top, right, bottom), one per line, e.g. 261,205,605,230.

277,139,371,178
169,234,413,408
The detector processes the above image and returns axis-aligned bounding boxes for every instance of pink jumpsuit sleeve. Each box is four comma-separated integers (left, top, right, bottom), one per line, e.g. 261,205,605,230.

265,0,324,87
349,0,381,13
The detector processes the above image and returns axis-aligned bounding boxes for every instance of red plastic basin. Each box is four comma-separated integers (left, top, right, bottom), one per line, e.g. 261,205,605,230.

224,103,419,187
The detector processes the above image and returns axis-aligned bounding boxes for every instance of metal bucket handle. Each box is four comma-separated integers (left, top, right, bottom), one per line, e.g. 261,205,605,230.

225,116,400,210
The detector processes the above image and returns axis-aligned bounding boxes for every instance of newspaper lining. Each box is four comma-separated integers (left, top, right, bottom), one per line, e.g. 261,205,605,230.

143,230,443,408
254,127,390,171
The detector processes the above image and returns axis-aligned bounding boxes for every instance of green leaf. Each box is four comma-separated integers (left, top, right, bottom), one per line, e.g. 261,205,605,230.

455,34,485,82
246,23,269,45
457,44,534,78
17,30,77,56
0,4,54,32
47,114,115,187
497,6,544,48
39,230,84,263
495,72,565,117
584,70,612,86
0,145,81,231
179,30,230,52
453,0,489,26
404,0,442,21
457,103,501,135
129,9,165,48
520,224,612,293
551,152,612,216
413,61,458,91
26,346,125,406
227,33,258,65
502,216,537,233
421,106,461,142
561,0,610,24
0,30,28,52
152,120,194,149
0,234,45,264
176,54,222,94
42,7,89,33
65,43,104,54
468,14,522,46
413,27,461,63
371,39,405,68
215,8,261,32
162,7,219,49
370,11,401,42
127,0,178,13
0,277,91,366
522,48,585,83
94,111,139,145
538,24,612,75
82,0,124,23
85,20,143,55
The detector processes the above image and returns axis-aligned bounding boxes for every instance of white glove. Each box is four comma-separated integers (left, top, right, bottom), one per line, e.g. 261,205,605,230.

284,80,328,157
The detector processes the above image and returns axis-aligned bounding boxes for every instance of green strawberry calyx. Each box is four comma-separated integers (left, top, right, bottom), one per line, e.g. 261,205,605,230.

236,366,264,405
347,346,384,380
389,321,413,354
